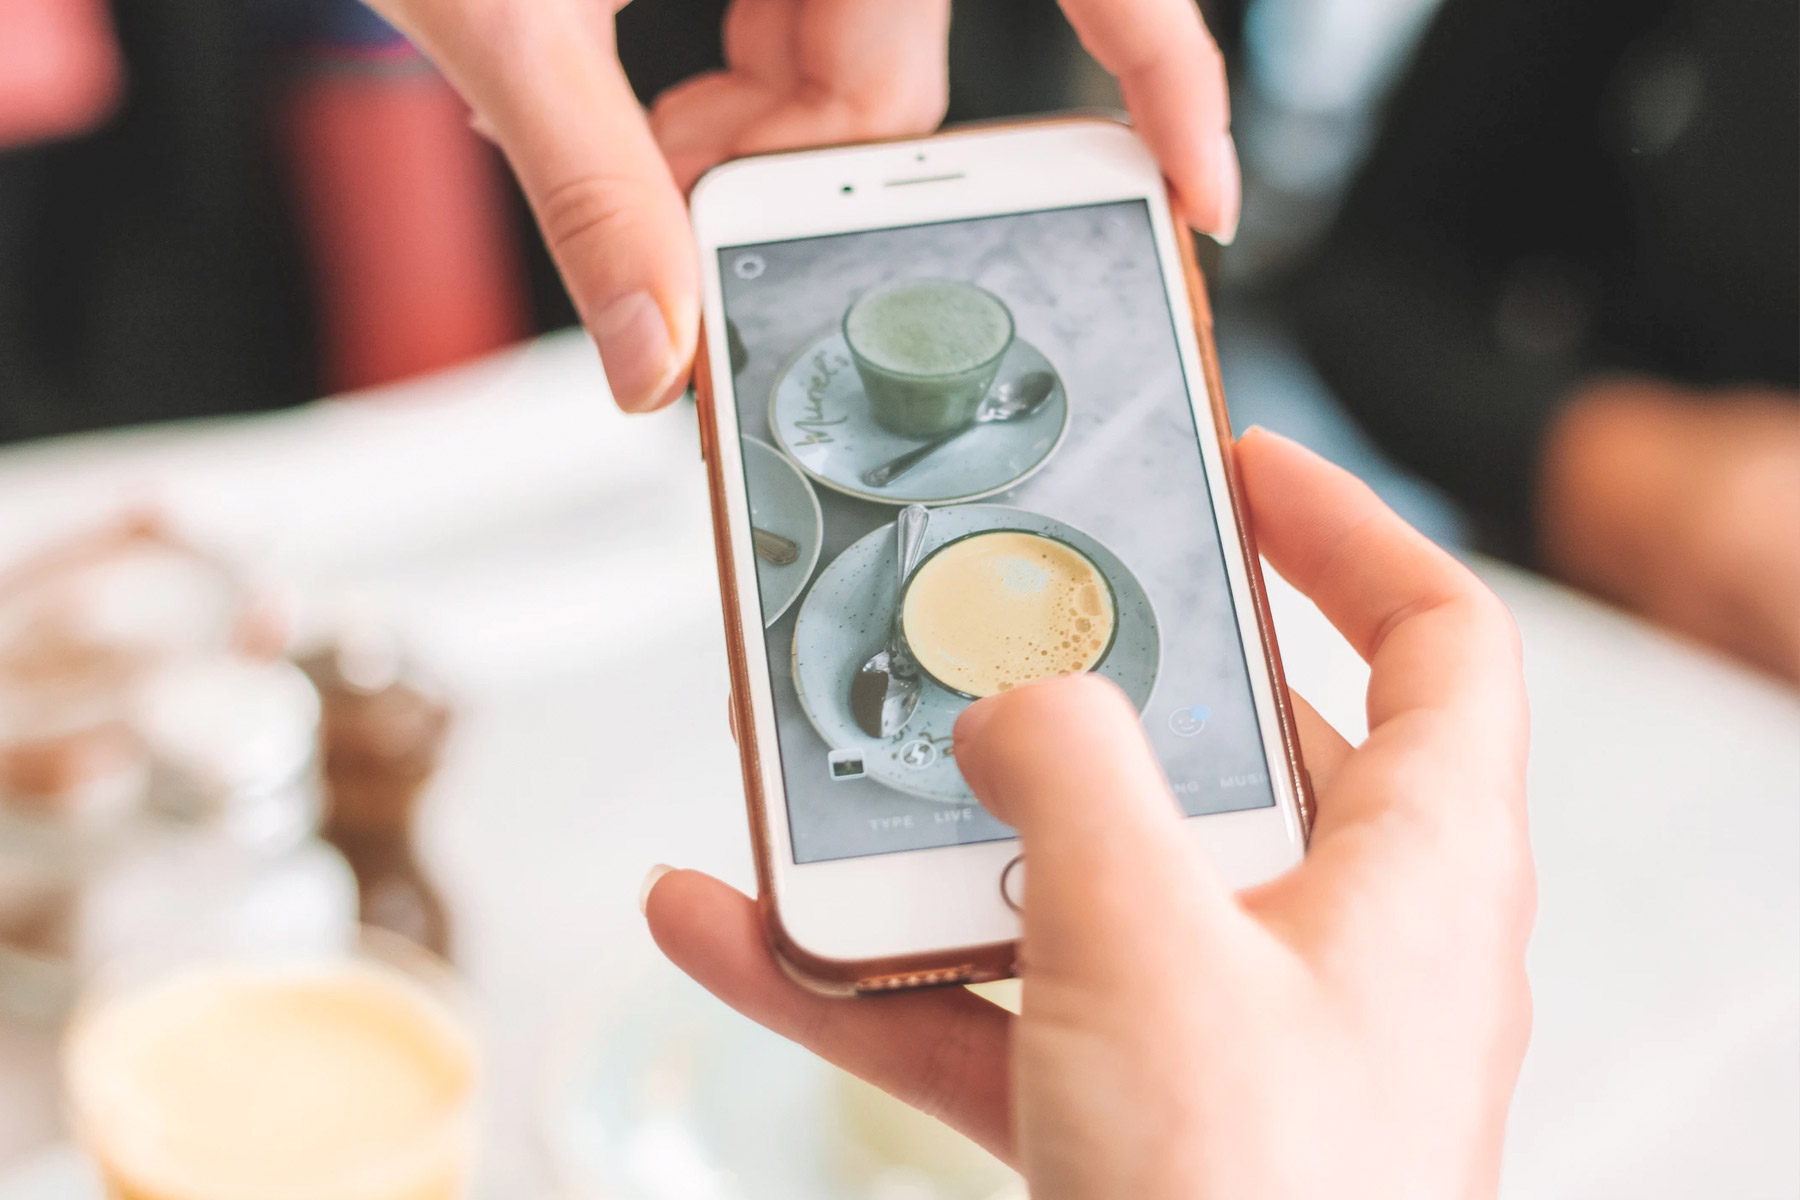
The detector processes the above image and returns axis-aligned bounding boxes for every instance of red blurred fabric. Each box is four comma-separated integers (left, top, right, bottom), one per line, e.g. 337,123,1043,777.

279,61,528,393
0,0,123,147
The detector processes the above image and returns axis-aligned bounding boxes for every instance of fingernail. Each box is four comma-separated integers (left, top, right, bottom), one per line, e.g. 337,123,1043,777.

592,291,679,412
1212,132,1241,247
468,109,498,144
638,863,674,916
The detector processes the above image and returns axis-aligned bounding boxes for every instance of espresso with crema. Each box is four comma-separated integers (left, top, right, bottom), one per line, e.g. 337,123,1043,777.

901,530,1114,698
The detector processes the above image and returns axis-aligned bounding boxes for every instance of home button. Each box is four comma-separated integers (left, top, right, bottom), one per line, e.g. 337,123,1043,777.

999,856,1025,913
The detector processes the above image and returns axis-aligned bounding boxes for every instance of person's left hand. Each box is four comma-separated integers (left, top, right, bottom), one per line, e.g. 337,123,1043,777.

361,0,953,414
352,0,1243,417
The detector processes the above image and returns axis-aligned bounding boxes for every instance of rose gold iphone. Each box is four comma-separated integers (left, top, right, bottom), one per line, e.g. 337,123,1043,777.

691,116,1310,995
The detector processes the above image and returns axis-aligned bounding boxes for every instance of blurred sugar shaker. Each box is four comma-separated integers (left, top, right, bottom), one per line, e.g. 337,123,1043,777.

79,655,358,972
300,623,454,959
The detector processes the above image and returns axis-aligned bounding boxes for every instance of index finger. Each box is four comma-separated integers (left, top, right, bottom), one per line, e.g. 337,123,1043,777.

370,0,697,413
1057,0,1238,241
1236,427,1528,858
1236,428,1523,729
953,675,1244,987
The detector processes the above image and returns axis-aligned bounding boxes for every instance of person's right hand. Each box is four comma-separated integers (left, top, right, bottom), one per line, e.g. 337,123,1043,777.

357,0,1242,414
646,429,1535,1199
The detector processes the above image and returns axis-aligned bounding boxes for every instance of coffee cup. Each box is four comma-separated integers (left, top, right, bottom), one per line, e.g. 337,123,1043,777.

65,929,477,1200
843,279,1015,438
900,528,1118,700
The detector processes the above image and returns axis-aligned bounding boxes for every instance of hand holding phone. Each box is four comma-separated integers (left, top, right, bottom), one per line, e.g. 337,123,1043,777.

358,0,1239,413
646,429,1534,1199
693,118,1304,988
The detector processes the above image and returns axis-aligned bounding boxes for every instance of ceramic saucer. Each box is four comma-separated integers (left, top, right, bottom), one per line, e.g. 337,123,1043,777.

769,333,1068,506
790,505,1160,803
742,436,823,625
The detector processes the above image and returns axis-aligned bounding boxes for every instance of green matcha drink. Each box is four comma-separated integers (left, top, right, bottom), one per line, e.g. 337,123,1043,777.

843,279,1014,437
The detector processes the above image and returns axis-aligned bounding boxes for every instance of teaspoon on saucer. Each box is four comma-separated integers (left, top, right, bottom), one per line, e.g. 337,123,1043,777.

850,504,930,738
860,371,1057,488
753,526,800,566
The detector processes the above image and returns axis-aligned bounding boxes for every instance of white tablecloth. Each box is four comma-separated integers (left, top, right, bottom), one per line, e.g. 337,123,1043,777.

1,332,1794,1195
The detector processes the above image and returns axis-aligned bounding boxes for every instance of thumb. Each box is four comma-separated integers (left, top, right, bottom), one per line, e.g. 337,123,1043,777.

372,0,696,412
953,674,1236,982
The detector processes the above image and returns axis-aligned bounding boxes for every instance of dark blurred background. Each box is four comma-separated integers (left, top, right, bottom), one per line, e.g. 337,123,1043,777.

1,0,1795,678
0,0,1241,442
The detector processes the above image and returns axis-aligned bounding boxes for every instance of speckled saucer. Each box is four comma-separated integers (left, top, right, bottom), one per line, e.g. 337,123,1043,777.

742,436,823,626
791,505,1160,802
768,331,1069,506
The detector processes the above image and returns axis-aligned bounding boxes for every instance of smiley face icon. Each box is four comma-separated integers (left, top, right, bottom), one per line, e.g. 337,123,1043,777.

1168,704,1211,738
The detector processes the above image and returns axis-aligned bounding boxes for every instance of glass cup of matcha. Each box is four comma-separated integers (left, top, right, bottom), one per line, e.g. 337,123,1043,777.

842,279,1015,438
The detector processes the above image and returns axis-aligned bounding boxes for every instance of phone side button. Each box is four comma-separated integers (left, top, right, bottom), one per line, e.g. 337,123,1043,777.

1000,855,1025,914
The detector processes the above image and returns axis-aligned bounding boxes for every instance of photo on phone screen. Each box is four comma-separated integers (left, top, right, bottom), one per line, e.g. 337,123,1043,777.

720,199,1275,864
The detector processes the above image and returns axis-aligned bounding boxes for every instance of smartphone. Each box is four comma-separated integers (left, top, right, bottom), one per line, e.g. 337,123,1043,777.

691,116,1310,994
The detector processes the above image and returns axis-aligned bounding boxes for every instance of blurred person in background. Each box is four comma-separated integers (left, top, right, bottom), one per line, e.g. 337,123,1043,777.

0,0,530,439
1281,0,1800,682
0,0,1165,443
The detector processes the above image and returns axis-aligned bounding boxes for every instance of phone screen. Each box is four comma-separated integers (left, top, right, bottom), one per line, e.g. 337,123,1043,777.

719,199,1276,864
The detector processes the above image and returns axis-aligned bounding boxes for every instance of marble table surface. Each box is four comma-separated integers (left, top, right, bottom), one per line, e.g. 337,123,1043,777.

0,331,1793,1197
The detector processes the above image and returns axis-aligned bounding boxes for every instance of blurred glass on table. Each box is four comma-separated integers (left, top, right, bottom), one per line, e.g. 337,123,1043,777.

0,520,470,1032
0,521,263,1022
63,927,478,1200
544,969,1018,1200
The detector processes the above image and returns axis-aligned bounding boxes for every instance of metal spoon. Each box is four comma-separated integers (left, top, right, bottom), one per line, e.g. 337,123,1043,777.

860,371,1058,488
753,526,799,566
850,504,930,738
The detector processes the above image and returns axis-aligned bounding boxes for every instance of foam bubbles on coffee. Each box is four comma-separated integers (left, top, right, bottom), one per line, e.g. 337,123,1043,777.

902,530,1114,698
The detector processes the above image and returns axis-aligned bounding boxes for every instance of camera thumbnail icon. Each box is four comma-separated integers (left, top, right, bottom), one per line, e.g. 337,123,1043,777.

827,749,866,781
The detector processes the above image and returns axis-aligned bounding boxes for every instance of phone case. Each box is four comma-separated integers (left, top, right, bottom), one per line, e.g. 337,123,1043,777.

693,118,1312,996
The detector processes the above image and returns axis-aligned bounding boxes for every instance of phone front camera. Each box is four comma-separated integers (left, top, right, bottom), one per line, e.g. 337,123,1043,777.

841,184,855,195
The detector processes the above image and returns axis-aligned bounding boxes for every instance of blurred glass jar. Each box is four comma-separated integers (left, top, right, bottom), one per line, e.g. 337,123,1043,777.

0,733,146,1025
77,655,359,974
0,518,254,1024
